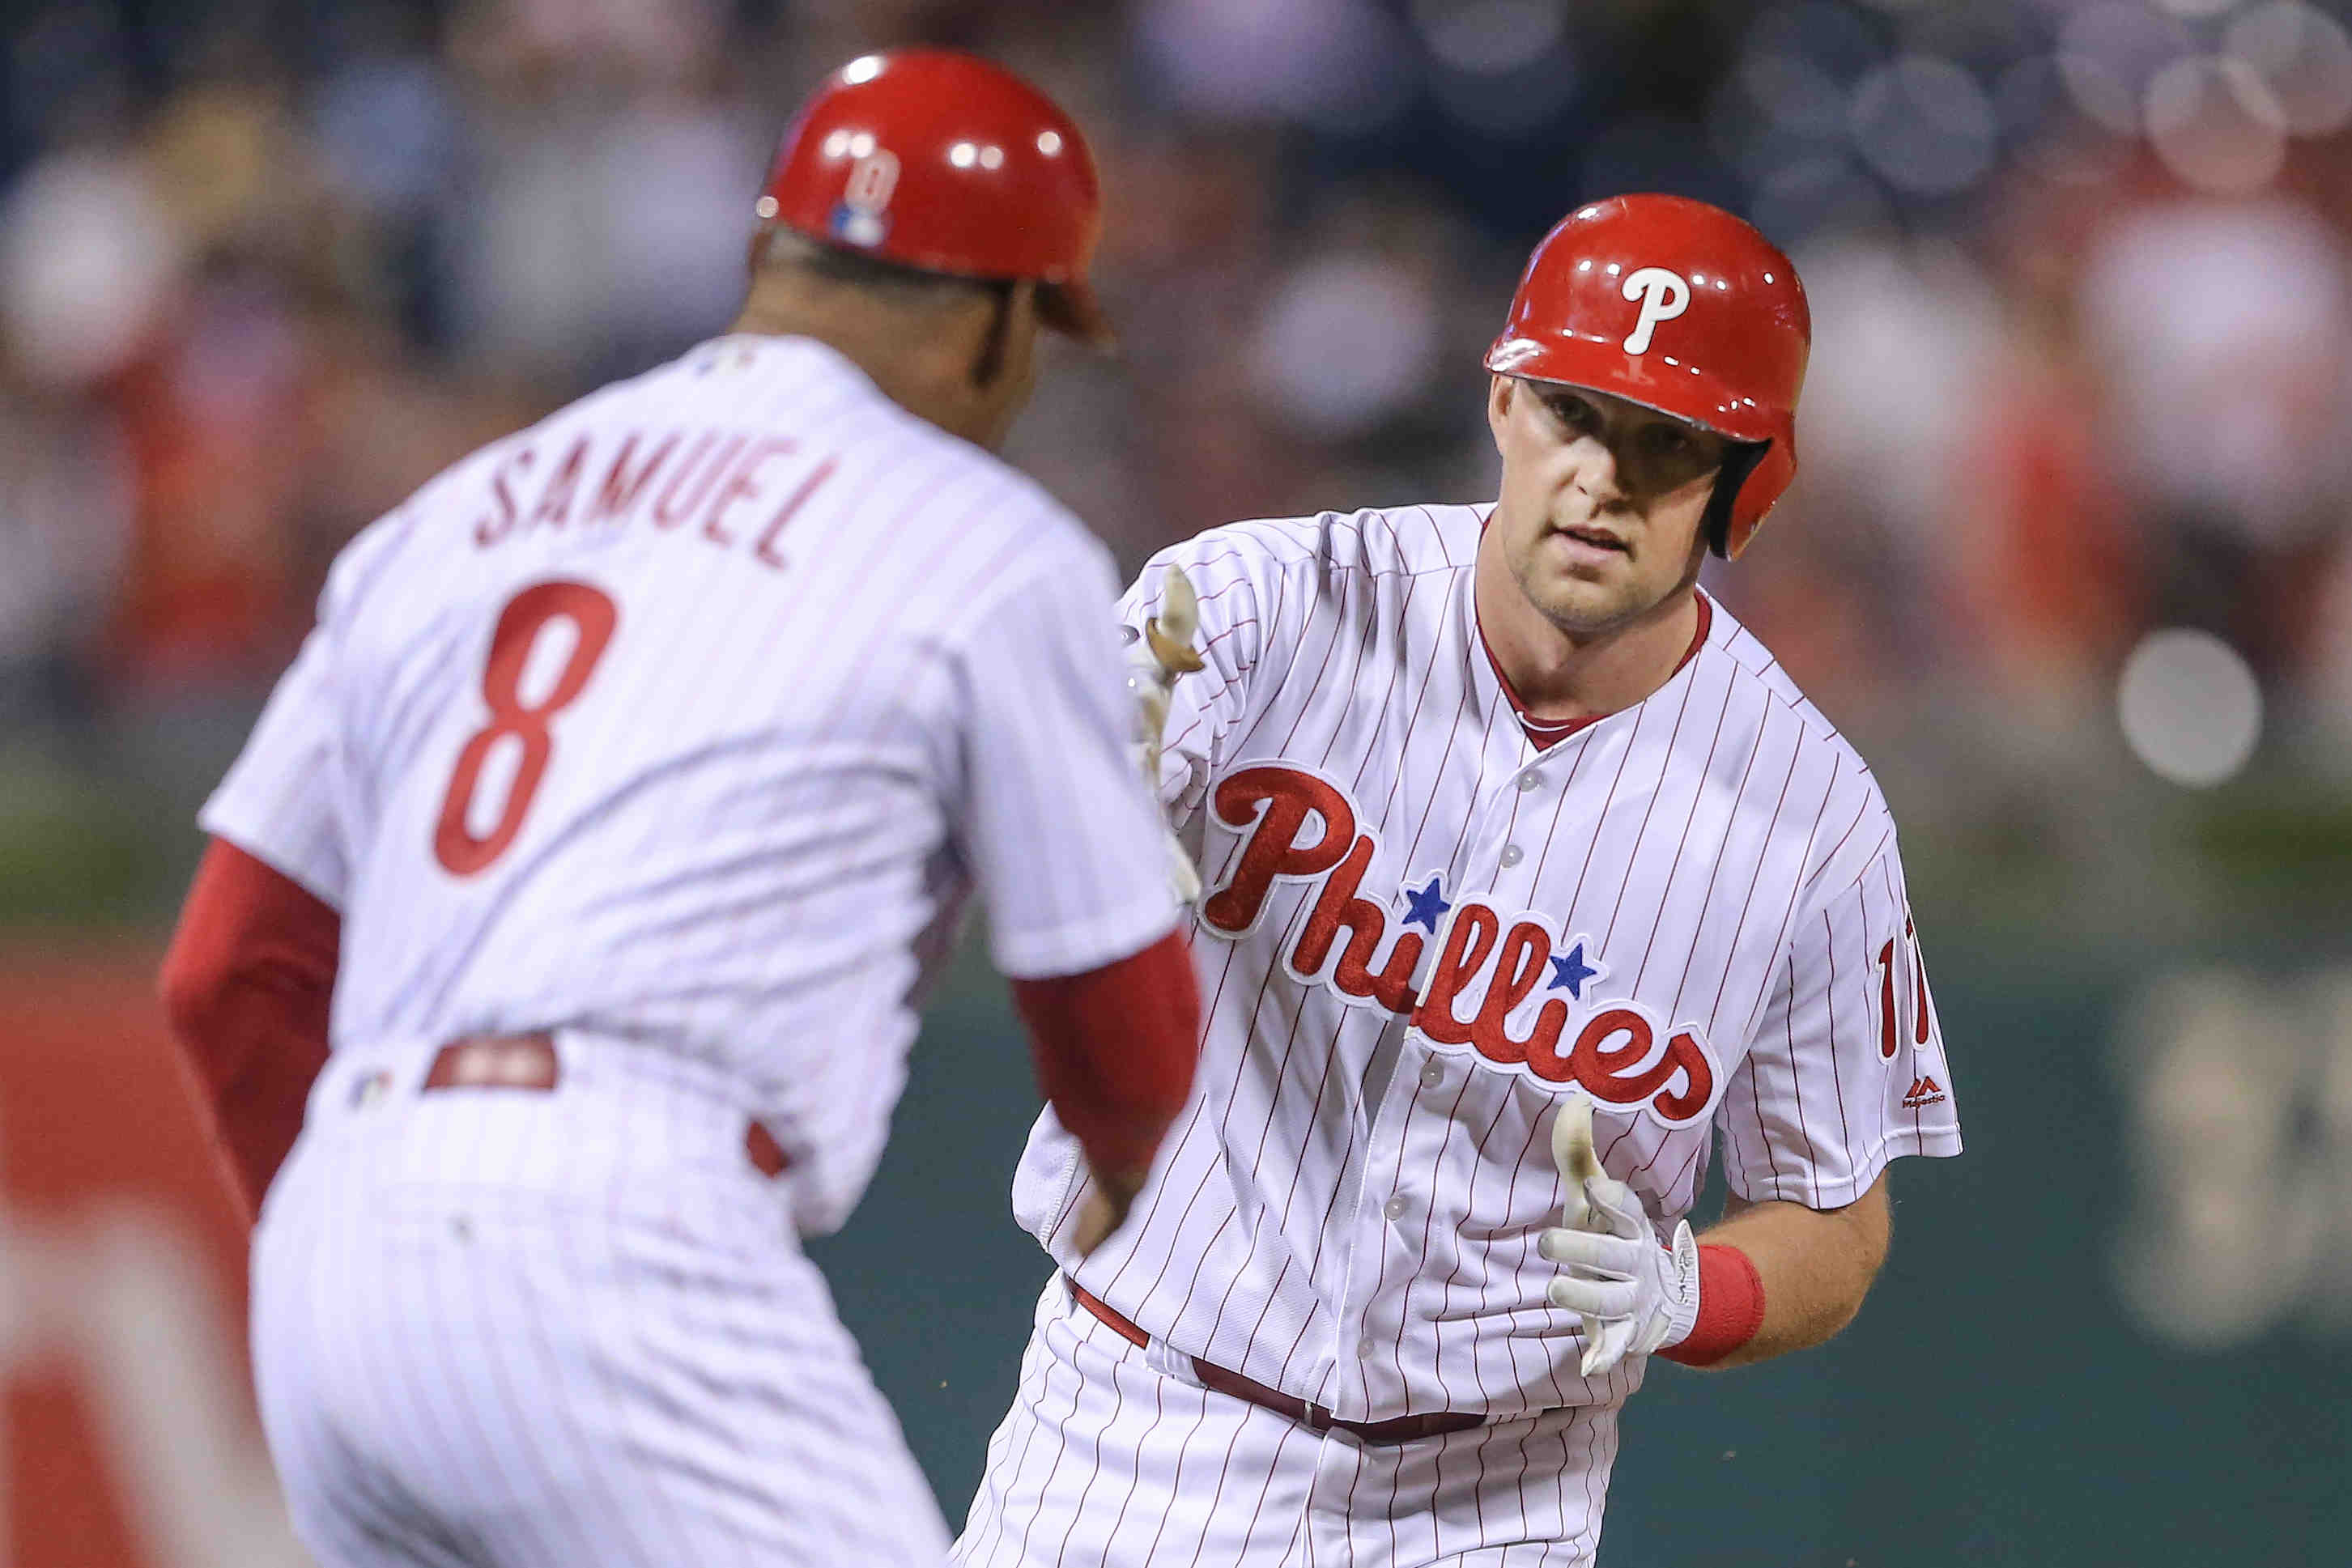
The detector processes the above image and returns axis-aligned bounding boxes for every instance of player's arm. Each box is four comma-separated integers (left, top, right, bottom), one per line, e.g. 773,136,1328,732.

1006,930,1196,1252
1542,1103,1897,1376
158,610,355,1222
159,838,340,1221
1684,820,1962,1368
1678,1169,1891,1369
953,542,1204,1251
1546,815,1959,1374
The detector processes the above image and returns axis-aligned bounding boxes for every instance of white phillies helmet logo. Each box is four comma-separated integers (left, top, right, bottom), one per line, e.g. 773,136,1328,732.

1619,266,1691,355
833,148,901,248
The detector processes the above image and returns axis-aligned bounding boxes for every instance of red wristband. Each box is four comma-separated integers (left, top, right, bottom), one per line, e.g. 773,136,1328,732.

1658,1243,1766,1366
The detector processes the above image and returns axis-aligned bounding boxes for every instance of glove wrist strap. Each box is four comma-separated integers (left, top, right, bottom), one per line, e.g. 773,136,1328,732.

1657,1243,1766,1366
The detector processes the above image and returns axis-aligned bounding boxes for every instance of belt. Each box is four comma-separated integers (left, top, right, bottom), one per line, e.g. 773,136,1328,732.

423,1033,792,1179
1065,1277,1485,1447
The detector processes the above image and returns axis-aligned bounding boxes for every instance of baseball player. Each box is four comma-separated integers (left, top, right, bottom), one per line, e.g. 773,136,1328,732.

157,50,1203,1566
955,195,1963,1566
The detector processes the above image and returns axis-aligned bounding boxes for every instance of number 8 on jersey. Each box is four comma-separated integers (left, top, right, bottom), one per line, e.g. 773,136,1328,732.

433,580,619,876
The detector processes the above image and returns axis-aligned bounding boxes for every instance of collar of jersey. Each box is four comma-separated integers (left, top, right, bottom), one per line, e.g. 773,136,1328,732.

1476,589,1715,752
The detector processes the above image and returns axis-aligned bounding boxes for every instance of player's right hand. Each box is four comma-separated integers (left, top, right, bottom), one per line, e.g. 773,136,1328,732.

1542,1098,1700,1376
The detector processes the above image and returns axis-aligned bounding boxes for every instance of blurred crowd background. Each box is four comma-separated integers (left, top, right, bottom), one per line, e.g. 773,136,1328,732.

6,0,2352,935
3,2,2350,1565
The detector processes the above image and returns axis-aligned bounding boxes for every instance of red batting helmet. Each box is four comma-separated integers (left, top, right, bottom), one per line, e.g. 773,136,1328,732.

757,49,1114,346
1485,195,1810,559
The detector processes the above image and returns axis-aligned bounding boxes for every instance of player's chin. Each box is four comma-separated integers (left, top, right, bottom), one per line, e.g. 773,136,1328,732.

1525,576,1633,635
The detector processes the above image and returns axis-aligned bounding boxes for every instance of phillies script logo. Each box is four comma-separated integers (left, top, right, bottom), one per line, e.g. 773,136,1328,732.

1201,764,1721,1127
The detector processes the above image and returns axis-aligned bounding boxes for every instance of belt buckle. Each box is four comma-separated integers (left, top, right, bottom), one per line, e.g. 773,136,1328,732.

1303,1402,1336,1434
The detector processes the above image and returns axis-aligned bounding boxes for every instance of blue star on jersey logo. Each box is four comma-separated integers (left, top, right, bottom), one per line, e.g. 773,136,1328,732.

1401,875,1451,932
1548,941,1602,999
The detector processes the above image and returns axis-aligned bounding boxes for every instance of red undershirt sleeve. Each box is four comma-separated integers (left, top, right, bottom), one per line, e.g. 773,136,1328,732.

1009,926,1200,1181
158,837,342,1222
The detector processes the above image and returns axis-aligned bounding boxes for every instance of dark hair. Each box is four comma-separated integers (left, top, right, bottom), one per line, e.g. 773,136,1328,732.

758,227,1020,385
759,227,1007,308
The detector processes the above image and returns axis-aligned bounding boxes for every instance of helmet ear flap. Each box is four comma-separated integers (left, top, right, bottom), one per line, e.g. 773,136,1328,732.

1716,434,1796,559
1704,441,1769,559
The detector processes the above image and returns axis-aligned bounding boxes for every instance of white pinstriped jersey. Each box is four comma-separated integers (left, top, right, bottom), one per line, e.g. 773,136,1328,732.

1012,502,1963,1422
204,334,1177,1235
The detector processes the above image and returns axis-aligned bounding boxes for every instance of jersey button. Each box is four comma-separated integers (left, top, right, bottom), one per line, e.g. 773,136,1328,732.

1518,771,1542,792
1357,1337,1377,1358
1383,1196,1408,1221
1418,1060,1445,1089
1499,843,1524,868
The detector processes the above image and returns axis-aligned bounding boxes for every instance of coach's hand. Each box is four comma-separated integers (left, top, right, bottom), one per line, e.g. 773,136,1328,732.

1071,1165,1148,1258
1541,1099,1701,1377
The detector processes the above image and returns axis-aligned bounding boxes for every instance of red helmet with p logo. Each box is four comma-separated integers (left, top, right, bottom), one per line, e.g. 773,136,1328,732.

1485,195,1810,559
758,49,1114,346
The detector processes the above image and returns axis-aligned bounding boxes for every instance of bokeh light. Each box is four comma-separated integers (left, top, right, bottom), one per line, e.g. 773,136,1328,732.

1248,253,1440,440
0,151,180,387
1410,0,1565,74
2146,53,2289,193
2059,2,2196,134
2119,629,2265,788
2225,2,2352,137
1849,55,1998,194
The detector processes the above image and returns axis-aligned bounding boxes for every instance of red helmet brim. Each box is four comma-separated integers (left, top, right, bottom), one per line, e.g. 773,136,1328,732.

1484,333,1784,447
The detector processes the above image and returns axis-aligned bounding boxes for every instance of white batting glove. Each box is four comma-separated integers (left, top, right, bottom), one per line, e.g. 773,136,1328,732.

1124,566,1206,905
1541,1098,1701,1377
1121,642,1202,905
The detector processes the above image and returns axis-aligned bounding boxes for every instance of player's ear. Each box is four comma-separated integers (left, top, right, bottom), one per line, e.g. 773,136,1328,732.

1486,376,1515,452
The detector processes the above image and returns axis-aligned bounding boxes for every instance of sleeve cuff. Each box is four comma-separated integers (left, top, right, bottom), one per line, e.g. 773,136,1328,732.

991,897,1185,981
1726,1126,1964,1210
194,807,347,913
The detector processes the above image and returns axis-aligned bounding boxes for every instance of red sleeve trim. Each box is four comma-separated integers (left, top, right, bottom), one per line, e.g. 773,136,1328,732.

1009,926,1199,1179
158,838,341,1221
1658,1242,1767,1366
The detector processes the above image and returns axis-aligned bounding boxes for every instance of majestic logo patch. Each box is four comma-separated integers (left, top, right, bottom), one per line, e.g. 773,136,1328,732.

1620,266,1691,355
1902,1075,1946,1110
1198,763,1722,1128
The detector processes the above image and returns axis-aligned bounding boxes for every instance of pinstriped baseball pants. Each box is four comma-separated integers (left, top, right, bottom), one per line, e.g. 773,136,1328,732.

250,1046,950,1567
954,1277,1615,1568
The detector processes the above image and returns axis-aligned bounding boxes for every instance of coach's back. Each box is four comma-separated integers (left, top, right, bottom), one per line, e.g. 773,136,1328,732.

203,334,1167,1230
